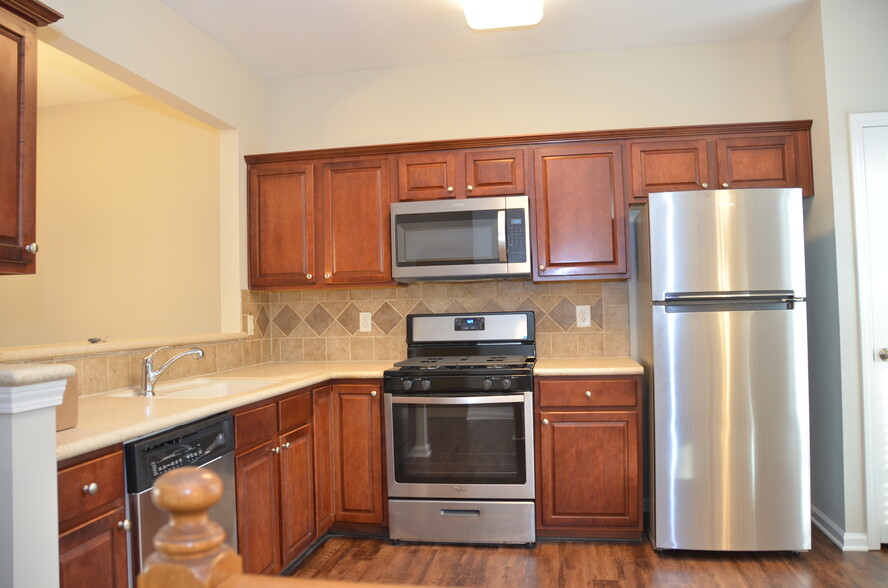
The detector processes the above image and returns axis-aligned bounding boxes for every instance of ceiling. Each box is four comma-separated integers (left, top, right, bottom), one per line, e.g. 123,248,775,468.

159,0,814,80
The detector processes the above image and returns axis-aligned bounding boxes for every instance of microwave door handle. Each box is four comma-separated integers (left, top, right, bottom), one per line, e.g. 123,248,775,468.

497,210,507,262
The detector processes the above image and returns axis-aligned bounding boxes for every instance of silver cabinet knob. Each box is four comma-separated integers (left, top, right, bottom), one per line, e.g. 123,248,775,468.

722,182,729,188
271,446,281,454
118,519,131,532
447,186,454,193
879,348,888,361
701,182,709,189
306,273,313,280
466,185,473,191
24,242,38,254
282,442,291,450
541,418,550,426
370,390,377,397
538,264,545,271
82,482,98,496
584,390,592,398
324,272,331,279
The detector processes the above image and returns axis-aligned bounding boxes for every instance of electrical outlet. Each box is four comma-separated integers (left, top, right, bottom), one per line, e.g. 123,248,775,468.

359,312,372,332
247,314,255,336
576,305,591,328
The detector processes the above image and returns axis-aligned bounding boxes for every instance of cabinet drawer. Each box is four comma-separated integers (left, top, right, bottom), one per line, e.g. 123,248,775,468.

234,402,278,450
57,450,124,530
538,379,637,408
279,390,312,431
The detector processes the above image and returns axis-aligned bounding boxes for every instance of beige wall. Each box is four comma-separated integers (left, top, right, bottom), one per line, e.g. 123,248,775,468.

0,96,220,347
267,40,791,151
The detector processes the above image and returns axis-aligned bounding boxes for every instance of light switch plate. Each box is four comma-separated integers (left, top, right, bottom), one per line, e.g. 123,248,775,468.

359,312,372,332
247,314,255,336
576,305,591,328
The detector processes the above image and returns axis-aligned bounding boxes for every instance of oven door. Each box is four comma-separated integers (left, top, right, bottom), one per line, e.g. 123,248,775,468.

384,391,534,500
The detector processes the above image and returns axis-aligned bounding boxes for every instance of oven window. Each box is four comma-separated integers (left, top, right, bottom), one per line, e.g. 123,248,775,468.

394,210,500,266
390,400,527,485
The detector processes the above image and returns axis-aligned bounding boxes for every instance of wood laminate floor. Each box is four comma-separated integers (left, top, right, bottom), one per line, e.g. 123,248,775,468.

288,529,888,587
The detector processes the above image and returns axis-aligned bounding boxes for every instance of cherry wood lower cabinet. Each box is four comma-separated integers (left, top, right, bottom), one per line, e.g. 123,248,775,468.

532,143,629,280
57,446,129,588
535,376,643,539
332,381,386,525
312,384,335,535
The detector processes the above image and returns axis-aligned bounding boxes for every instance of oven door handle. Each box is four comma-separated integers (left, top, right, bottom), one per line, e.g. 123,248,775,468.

389,394,526,406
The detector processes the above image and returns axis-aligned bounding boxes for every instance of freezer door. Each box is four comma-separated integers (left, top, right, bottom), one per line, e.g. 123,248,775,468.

651,302,810,551
647,189,806,300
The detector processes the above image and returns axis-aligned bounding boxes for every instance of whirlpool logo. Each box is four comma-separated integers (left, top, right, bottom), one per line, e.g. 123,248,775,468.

453,485,467,493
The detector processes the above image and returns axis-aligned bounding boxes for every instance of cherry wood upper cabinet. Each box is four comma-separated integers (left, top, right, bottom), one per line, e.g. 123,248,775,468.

0,0,61,274
248,162,316,288
321,158,392,285
396,148,525,200
533,143,629,280
629,127,813,203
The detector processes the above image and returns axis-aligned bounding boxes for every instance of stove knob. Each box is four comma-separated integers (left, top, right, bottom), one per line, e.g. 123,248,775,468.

483,378,493,391
501,378,513,390
401,378,414,391
420,379,432,391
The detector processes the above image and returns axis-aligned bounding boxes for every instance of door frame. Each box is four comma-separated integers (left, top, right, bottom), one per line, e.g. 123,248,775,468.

849,111,888,550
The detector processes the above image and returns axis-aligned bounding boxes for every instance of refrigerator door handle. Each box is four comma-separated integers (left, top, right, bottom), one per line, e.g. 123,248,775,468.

659,299,802,313
663,290,794,301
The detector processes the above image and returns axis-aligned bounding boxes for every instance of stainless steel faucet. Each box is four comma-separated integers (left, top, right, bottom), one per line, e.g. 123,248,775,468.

140,346,205,397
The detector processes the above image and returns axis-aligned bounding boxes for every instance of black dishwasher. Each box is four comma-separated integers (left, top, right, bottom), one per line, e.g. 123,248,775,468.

123,412,237,584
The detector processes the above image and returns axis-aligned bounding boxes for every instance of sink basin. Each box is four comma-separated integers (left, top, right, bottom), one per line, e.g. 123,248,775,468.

110,377,282,399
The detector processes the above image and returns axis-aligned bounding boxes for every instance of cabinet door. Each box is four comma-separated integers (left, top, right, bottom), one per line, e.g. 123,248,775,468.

716,134,798,191
397,152,458,201
628,139,711,202
533,143,629,279
235,440,281,575
279,423,315,563
537,410,640,530
248,162,316,288
321,159,392,285
59,505,129,588
0,11,37,274
312,385,335,535
464,148,525,197
332,383,385,524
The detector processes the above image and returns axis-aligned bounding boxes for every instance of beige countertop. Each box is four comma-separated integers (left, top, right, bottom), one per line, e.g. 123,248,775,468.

56,357,642,461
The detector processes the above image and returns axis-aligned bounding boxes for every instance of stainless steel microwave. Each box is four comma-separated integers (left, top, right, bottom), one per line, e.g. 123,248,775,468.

390,195,531,282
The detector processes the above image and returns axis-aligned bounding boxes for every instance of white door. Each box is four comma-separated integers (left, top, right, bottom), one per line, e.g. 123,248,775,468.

851,113,888,547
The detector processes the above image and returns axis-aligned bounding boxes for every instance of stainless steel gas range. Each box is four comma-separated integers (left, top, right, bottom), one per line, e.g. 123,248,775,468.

383,311,536,545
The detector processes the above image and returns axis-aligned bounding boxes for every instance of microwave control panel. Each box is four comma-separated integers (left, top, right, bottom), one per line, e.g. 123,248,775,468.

506,209,527,262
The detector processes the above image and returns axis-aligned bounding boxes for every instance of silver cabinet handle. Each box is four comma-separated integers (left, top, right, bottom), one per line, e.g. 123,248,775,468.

271,446,281,454
118,519,131,532
24,243,39,254
82,483,98,496
541,418,549,426
306,273,313,280
282,442,291,450
466,185,473,191
324,272,331,279
722,182,729,188
701,182,709,189
879,348,888,361
447,186,454,193
370,390,377,397
584,391,592,398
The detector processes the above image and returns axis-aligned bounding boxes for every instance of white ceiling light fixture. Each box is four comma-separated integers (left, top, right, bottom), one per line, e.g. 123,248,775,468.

462,0,544,31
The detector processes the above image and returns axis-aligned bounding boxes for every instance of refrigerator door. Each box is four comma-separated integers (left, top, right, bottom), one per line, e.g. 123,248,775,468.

651,302,810,551
648,189,806,300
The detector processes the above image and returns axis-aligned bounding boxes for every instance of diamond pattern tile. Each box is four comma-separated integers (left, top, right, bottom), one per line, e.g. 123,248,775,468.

517,298,544,320
373,302,402,334
256,306,270,336
337,303,361,335
549,297,577,331
305,305,335,335
409,301,432,316
272,305,301,337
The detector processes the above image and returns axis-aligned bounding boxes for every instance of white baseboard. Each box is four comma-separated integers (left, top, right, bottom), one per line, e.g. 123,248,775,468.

811,505,872,551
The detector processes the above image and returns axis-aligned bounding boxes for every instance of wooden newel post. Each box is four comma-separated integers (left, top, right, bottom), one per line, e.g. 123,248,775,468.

137,466,243,588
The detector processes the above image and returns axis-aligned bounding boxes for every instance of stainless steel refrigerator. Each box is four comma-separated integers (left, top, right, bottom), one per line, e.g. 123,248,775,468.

636,188,811,551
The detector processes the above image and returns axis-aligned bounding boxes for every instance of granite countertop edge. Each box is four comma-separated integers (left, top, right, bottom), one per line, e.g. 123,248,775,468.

56,357,642,461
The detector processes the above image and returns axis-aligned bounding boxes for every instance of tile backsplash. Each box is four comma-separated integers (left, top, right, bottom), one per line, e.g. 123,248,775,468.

246,280,630,362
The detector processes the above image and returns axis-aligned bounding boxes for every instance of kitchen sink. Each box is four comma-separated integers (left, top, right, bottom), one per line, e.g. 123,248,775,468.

109,377,282,399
